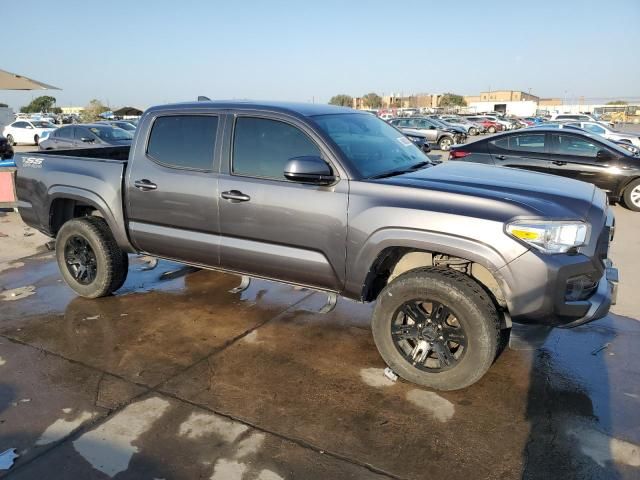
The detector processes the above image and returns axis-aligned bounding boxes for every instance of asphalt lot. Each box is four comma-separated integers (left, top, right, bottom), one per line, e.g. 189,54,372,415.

1,134,639,479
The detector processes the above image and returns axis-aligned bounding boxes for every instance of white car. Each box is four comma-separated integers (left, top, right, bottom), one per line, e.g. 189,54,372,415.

566,121,640,147
3,119,57,146
550,113,614,128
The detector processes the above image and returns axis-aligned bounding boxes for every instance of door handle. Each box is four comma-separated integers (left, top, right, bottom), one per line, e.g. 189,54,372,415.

494,155,506,160
221,190,251,202
134,179,158,191
552,161,567,166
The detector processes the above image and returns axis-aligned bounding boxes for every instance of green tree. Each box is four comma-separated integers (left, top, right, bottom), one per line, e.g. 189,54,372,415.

81,99,109,122
328,94,353,107
438,93,467,107
20,95,57,113
606,100,627,105
361,92,382,109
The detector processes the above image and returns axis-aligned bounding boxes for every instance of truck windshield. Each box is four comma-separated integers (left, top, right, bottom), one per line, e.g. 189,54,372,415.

312,113,428,178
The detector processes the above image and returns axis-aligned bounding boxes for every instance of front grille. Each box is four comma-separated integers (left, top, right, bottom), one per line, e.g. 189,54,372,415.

595,226,611,260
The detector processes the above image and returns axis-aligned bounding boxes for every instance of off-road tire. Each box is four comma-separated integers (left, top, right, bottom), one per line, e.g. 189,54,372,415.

55,216,129,298
371,267,500,391
6,134,14,146
622,178,640,212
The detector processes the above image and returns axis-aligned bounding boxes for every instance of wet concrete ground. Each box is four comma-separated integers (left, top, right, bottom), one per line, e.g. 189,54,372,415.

0,252,638,479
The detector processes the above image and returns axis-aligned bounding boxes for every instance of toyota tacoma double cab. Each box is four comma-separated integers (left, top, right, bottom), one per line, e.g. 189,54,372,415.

14,101,619,390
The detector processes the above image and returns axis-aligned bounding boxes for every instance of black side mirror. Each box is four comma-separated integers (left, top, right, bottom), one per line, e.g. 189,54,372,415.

284,156,335,185
81,137,94,143
429,126,436,130
596,149,613,162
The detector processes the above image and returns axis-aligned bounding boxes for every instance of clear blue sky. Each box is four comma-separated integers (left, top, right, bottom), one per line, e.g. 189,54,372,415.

3,0,639,110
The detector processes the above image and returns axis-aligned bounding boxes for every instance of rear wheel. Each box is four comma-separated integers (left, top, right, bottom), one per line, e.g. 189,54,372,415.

623,178,640,212
469,127,478,136
6,134,14,146
488,126,496,133
438,136,453,151
34,134,40,145
371,267,500,390
55,216,129,298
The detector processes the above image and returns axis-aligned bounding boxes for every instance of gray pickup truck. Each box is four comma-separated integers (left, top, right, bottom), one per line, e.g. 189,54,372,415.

14,101,619,390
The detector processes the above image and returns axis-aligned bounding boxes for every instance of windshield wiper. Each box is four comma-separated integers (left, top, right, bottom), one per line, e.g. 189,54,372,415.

368,161,431,179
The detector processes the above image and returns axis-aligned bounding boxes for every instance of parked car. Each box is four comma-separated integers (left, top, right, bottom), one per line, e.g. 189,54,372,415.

449,127,640,211
0,134,13,159
15,101,618,391
379,113,394,121
39,124,133,150
401,130,432,153
465,116,504,134
96,120,138,132
439,116,484,135
550,113,614,128
389,117,466,150
524,117,545,125
482,115,515,130
564,121,640,147
425,116,468,135
3,119,57,146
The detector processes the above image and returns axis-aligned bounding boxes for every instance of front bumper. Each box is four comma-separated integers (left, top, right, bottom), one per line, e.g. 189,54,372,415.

503,250,618,328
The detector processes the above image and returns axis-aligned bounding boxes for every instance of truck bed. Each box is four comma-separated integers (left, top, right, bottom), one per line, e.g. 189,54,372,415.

14,146,132,250
33,145,130,162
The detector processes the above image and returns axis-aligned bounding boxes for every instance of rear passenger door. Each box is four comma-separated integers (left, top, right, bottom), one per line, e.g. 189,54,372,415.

488,132,550,173
217,114,348,291
126,113,223,266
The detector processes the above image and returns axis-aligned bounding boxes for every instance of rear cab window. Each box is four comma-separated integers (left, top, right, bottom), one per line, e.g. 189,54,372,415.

147,115,218,170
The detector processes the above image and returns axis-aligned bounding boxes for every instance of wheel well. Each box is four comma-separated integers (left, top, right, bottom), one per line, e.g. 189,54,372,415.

49,198,100,235
362,248,507,309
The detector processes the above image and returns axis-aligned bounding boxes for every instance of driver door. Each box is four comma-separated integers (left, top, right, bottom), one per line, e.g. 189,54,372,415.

217,114,348,291
547,133,621,194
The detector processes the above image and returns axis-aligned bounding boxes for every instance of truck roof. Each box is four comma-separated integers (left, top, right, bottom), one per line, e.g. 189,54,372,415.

146,100,358,117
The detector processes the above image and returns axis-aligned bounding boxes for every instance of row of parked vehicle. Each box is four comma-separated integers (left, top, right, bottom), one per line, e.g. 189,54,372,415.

1,118,138,150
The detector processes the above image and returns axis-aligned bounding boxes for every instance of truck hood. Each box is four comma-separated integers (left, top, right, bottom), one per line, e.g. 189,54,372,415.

373,161,597,220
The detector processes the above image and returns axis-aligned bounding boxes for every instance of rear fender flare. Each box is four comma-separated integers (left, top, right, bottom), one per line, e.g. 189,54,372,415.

46,186,134,252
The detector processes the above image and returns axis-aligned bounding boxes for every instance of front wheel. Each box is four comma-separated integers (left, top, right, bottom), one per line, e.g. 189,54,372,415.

55,216,129,298
469,127,478,136
438,137,453,151
6,134,14,146
488,126,496,133
623,178,640,212
371,267,500,391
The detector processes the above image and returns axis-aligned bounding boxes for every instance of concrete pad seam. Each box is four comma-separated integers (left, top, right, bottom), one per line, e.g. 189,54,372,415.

155,388,405,480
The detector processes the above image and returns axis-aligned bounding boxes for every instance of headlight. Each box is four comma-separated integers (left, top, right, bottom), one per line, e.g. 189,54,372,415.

506,221,588,253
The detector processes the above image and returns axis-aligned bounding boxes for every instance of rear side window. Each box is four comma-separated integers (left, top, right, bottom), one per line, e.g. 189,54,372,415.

147,115,218,170
57,127,73,139
232,117,320,180
13,121,29,128
491,133,545,153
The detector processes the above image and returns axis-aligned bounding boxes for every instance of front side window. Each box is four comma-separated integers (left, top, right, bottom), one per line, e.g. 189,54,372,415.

551,134,599,157
233,117,321,179
491,133,545,153
147,115,218,170
312,113,428,178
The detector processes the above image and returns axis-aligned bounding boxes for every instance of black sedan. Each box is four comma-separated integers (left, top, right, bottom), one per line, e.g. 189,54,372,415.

0,134,13,159
449,127,640,211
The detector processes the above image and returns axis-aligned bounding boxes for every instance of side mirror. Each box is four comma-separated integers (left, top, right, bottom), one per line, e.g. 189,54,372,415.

81,137,94,143
26,125,33,129
596,149,613,162
284,156,335,185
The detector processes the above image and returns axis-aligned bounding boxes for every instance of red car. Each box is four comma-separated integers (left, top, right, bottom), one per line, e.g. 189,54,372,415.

465,117,504,133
